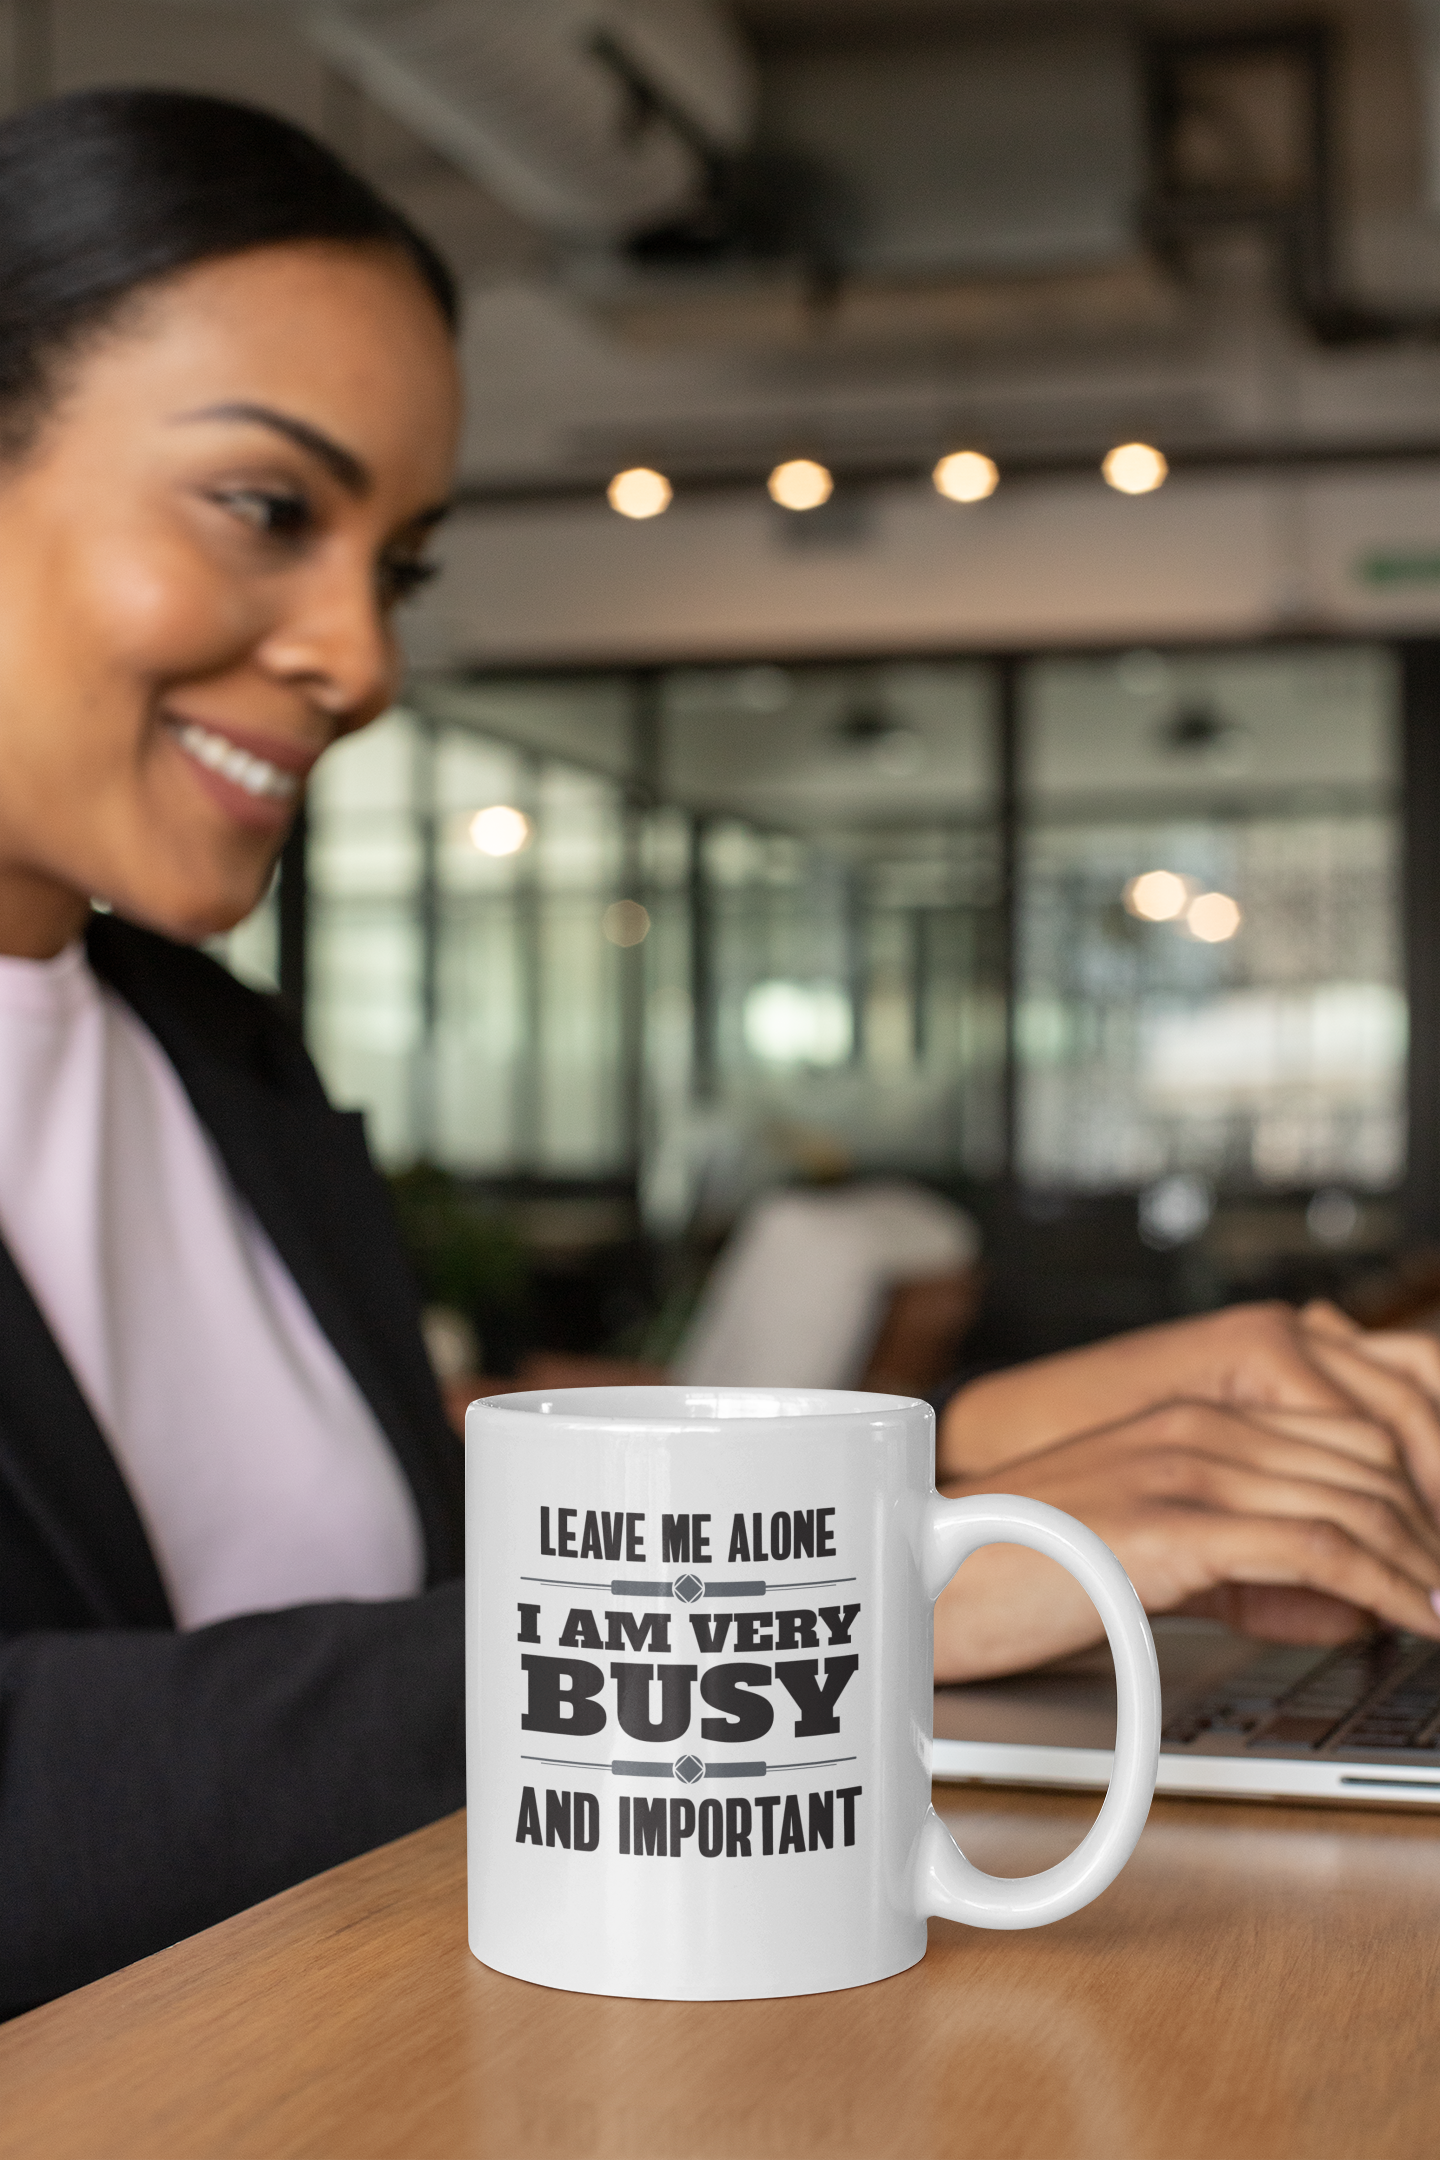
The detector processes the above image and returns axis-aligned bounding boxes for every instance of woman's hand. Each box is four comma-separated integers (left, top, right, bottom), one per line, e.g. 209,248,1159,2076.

938,1301,1440,1515
933,1398,1440,1683
1298,1300,1440,1483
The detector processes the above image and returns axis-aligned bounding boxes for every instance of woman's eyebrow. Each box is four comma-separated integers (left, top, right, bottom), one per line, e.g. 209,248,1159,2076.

171,401,371,494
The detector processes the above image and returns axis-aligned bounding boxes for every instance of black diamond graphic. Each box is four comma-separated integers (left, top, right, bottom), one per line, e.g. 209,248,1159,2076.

674,1573,704,1603
675,1755,704,1785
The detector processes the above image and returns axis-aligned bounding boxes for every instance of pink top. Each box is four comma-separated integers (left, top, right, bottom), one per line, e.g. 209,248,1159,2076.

0,943,424,1628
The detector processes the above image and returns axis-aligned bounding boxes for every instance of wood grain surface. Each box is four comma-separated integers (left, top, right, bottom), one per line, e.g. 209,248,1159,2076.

2,1786,1439,2160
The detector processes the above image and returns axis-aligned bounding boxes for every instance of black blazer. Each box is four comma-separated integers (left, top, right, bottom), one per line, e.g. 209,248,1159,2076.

0,915,466,2012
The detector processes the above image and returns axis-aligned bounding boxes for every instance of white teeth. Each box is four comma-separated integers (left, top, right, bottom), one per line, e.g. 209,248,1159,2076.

174,722,298,802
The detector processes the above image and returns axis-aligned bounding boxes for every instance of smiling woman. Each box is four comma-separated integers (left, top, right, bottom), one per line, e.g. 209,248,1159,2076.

0,87,469,2014
0,107,459,952
9,88,1440,2030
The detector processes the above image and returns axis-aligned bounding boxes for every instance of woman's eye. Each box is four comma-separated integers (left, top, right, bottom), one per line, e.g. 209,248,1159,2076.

212,488,313,540
378,555,440,606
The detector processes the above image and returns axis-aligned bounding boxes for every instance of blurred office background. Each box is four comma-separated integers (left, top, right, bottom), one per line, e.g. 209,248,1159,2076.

14,0,1440,1383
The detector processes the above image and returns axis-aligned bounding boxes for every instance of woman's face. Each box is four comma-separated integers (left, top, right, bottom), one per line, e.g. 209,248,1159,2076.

0,240,462,954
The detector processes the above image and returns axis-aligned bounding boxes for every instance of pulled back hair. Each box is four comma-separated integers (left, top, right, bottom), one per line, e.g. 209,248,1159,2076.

0,86,458,457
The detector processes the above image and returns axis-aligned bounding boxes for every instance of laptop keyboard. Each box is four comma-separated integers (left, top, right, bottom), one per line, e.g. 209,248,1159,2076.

1163,1634,1440,1754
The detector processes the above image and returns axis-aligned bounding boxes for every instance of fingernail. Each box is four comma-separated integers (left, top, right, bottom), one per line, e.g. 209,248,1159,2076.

1430,1590,1440,1619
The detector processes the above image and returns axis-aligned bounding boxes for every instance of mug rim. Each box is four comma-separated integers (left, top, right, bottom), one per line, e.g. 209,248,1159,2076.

467,1384,929,1434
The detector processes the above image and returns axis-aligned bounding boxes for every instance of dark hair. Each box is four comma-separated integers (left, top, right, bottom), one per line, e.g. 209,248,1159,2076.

0,86,458,454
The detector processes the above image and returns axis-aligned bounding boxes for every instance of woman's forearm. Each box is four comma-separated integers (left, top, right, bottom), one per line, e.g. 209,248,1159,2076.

0,1583,464,2013
936,1302,1403,1482
933,1397,1440,1682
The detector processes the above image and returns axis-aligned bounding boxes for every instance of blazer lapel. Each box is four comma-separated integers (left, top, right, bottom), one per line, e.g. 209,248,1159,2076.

86,914,463,1585
0,1236,173,1628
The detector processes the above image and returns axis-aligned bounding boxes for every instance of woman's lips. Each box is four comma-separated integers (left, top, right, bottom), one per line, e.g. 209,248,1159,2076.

164,716,314,831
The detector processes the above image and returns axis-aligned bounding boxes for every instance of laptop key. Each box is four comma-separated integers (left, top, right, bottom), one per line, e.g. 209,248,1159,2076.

1163,1635,1439,1752
1162,1697,1265,1744
1256,1714,1341,1747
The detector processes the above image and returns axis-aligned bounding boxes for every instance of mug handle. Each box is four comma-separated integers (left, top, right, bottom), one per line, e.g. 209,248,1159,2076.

914,1492,1161,1930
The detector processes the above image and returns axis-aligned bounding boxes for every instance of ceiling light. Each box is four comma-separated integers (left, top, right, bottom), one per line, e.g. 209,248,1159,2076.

1186,891,1242,942
767,458,833,511
1124,869,1191,922
933,450,998,503
607,467,672,519
1102,442,1168,495
602,899,651,947
469,804,532,857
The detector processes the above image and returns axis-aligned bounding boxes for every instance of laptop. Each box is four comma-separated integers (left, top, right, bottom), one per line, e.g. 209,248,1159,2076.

933,1616,1440,1808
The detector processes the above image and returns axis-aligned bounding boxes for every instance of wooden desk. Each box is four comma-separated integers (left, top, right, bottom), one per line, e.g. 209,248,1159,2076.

2,1786,1437,2160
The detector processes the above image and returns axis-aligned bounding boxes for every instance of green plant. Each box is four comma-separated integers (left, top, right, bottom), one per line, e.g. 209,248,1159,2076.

388,1163,530,1324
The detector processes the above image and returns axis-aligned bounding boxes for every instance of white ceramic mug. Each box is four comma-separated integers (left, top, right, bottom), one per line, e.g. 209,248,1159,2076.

466,1386,1160,2001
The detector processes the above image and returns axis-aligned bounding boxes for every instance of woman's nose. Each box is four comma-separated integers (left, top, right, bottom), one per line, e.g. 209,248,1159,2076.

254,559,396,724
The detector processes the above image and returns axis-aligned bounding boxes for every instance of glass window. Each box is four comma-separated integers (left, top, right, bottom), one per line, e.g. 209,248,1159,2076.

662,662,1005,1182
1017,645,1402,1193
419,675,636,783
432,731,529,1170
304,702,640,1174
662,660,995,828
306,711,425,1163
534,766,628,1172
273,647,1404,1227
308,707,422,897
